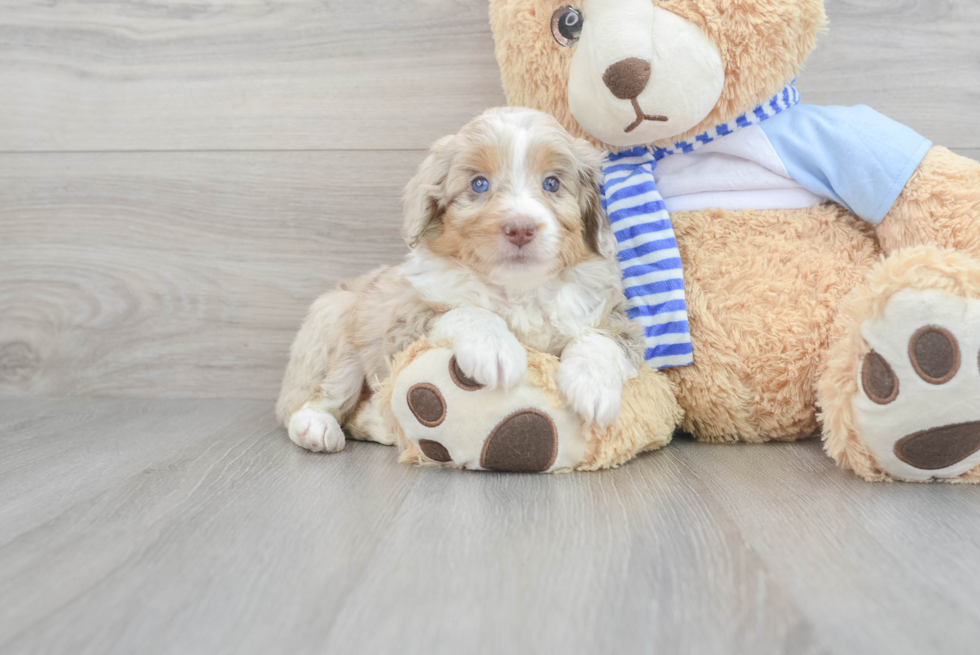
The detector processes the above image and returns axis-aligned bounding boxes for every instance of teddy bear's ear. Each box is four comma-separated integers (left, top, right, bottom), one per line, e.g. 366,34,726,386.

574,139,615,258
402,134,455,249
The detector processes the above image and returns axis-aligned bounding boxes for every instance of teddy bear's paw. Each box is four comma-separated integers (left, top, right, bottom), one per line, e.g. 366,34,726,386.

479,409,560,472
288,407,346,453
389,347,585,472
854,289,980,481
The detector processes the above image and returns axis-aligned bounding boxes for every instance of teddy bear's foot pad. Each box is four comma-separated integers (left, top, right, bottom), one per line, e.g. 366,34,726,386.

390,348,583,472
413,409,564,473
480,409,558,472
418,439,453,462
894,422,980,471
855,289,980,480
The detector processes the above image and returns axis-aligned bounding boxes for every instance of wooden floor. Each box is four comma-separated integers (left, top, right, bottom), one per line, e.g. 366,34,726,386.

3,0,980,652
2,398,979,655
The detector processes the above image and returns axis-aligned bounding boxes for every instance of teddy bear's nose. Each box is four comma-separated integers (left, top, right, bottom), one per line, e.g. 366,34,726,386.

602,58,652,100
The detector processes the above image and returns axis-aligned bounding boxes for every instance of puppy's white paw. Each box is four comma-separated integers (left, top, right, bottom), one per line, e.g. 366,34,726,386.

430,307,527,390
288,408,346,453
558,355,624,427
454,329,527,390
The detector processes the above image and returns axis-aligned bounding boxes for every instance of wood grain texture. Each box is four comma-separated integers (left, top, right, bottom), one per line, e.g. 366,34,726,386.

0,151,422,398
2,399,979,655
1,0,978,152
0,0,505,152
5,147,978,399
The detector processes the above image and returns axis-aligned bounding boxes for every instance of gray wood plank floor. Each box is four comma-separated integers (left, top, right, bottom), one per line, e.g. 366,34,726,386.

2,399,979,655
3,1,980,653
0,151,421,398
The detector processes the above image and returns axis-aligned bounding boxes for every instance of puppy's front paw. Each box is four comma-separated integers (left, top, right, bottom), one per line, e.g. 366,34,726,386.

288,408,346,453
558,356,624,427
454,329,527,390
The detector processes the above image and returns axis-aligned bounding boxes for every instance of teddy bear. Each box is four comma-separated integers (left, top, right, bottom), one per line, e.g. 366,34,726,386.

377,0,980,482
376,338,682,472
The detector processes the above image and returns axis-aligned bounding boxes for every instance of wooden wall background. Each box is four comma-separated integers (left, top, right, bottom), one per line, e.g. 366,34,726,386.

2,0,979,400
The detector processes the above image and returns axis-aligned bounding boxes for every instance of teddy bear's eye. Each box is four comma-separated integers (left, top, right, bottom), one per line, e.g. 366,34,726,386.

551,6,583,47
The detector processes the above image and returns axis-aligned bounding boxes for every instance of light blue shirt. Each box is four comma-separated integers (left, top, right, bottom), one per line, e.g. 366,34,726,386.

760,105,933,224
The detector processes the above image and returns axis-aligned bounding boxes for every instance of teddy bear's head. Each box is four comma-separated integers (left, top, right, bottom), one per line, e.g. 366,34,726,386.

489,0,825,150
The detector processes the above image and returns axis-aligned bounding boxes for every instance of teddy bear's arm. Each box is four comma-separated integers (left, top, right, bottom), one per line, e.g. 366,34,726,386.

761,106,980,257
876,146,980,259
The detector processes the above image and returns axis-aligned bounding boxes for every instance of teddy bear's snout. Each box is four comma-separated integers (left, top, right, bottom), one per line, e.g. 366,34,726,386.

602,57,651,100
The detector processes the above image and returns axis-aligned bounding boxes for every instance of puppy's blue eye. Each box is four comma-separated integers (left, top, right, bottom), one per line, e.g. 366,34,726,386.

543,176,560,193
472,177,490,194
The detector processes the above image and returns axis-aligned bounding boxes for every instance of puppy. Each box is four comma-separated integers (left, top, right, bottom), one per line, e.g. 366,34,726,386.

276,107,643,453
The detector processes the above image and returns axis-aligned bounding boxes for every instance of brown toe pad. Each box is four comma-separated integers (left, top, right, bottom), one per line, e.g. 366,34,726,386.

480,409,558,473
407,383,446,428
418,439,453,463
862,350,899,405
909,326,960,384
449,356,484,391
895,421,980,470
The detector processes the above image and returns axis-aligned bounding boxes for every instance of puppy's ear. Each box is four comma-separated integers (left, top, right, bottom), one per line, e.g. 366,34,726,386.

402,134,455,249
574,139,615,258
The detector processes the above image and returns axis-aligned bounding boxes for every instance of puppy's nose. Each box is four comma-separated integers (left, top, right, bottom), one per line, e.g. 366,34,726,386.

602,58,651,100
503,221,536,247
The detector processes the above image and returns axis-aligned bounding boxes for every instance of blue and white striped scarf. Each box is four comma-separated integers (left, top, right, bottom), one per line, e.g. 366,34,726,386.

603,84,801,369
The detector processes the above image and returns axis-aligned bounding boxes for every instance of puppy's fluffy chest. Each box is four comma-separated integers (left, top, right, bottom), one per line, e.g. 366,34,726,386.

404,252,620,355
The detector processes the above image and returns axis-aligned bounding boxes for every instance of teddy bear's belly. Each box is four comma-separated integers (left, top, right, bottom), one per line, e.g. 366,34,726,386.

664,203,881,443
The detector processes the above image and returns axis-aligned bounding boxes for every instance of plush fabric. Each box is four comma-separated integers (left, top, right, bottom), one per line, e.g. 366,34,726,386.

818,247,980,483
480,0,980,481
488,0,826,150
605,84,803,370
603,148,693,369
376,339,681,473
760,104,933,223
653,124,825,213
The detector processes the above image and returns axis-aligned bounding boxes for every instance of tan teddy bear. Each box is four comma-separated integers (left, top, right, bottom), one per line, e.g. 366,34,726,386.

376,339,681,472
377,0,980,482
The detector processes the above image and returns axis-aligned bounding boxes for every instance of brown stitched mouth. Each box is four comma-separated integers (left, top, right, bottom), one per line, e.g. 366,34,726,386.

625,98,668,133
